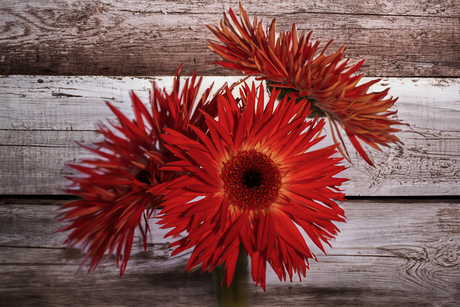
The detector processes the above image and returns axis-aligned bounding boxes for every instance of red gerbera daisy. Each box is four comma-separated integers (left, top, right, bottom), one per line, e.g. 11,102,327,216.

57,66,220,274
207,4,403,166
158,82,347,290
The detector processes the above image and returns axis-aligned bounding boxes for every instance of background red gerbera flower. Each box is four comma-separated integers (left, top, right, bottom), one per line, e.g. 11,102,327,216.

158,82,347,290
57,66,220,274
207,4,403,166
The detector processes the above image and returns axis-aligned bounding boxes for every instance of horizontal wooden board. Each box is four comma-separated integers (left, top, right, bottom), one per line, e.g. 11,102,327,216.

1,76,459,196
0,0,459,77
0,198,459,306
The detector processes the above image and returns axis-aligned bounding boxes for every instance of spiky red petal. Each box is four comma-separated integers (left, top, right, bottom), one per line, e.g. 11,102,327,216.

207,4,403,166
159,82,346,290
58,66,219,274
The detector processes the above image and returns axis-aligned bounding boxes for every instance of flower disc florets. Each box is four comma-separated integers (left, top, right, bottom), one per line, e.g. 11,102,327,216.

159,82,348,290
222,150,281,211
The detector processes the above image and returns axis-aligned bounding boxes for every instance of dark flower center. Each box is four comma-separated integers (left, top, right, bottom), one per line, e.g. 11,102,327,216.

135,170,150,184
242,169,261,188
221,150,281,211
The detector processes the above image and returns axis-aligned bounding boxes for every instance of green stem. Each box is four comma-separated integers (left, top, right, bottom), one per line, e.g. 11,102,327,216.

265,80,326,118
212,245,251,307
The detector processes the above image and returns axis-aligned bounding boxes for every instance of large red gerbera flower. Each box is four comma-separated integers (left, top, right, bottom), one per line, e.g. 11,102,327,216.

207,4,403,166
57,66,219,274
158,82,347,290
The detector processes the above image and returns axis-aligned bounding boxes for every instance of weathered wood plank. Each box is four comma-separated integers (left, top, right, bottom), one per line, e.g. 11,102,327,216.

1,76,459,196
0,0,459,77
0,260,216,307
2,198,460,257
0,198,459,306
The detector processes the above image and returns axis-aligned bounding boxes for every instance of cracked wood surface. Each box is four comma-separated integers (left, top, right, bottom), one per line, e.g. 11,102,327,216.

1,76,459,196
0,198,459,307
0,0,459,77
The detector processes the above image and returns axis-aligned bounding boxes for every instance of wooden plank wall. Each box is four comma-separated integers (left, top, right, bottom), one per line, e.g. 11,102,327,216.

1,1,459,306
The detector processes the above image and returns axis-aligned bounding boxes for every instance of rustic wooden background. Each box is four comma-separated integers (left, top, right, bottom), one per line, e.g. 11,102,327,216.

1,0,459,306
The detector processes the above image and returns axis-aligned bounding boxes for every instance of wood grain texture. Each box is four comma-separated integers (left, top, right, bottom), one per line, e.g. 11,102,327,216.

0,198,459,306
1,1,459,306
1,76,459,196
0,0,459,77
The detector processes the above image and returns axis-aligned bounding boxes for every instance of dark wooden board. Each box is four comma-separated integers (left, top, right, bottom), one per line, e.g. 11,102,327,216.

0,0,459,77
0,198,459,306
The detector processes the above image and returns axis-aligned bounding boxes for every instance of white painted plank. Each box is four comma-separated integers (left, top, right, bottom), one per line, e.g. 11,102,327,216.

1,76,459,196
